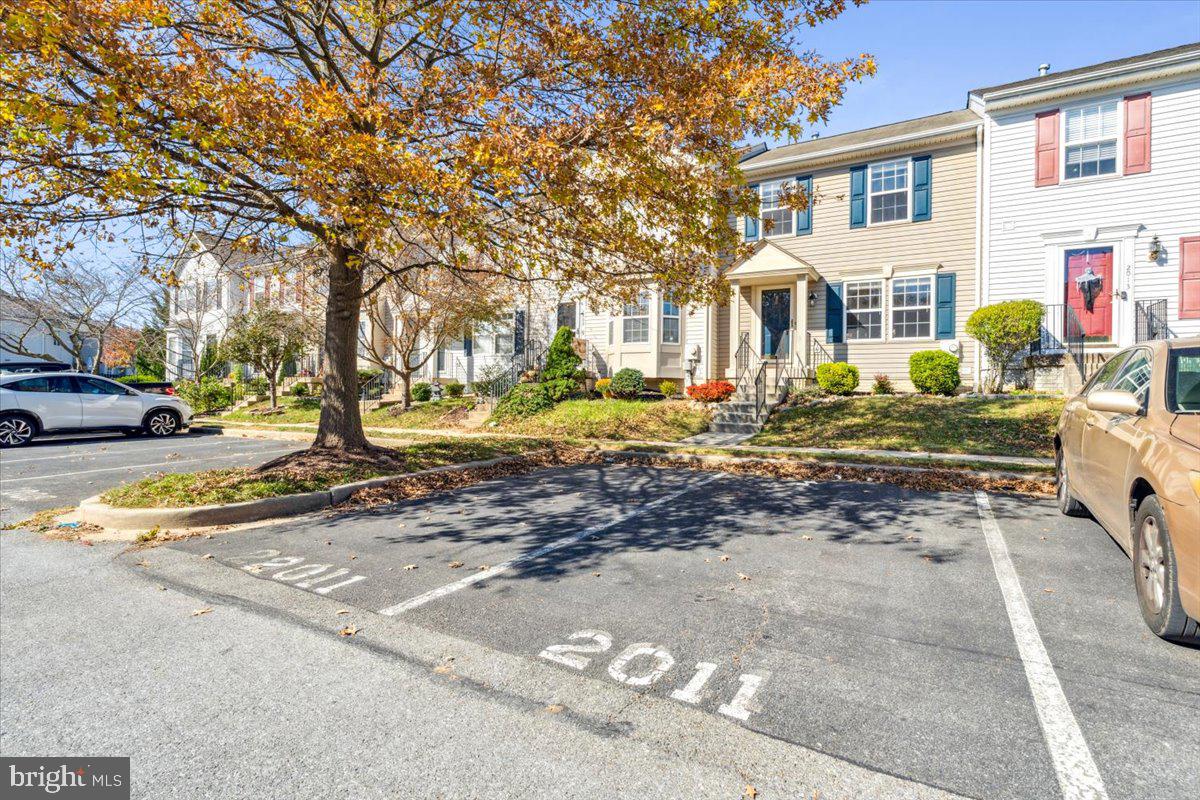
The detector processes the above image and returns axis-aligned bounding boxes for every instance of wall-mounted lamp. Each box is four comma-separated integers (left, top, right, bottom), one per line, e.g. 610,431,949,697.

808,291,818,306
1148,235,1164,262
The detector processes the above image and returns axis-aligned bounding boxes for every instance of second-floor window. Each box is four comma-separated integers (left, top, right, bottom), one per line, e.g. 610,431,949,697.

622,293,649,344
845,280,883,340
869,159,909,224
1064,100,1118,180
759,179,794,237
661,298,680,344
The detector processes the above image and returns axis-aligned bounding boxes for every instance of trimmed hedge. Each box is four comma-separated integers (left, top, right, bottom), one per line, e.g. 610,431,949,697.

816,362,859,395
909,350,961,396
610,368,645,399
444,380,465,398
493,382,553,418
411,382,433,402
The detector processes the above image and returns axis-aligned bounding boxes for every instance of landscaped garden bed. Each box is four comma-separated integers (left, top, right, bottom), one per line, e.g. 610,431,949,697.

491,398,710,442
750,394,1065,458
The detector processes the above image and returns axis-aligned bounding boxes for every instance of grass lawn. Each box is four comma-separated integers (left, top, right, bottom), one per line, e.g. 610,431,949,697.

218,396,476,429
100,437,547,508
494,398,710,442
750,395,1065,458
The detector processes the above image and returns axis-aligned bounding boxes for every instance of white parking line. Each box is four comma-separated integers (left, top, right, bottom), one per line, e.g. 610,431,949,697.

0,437,274,464
1,446,296,483
974,491,1109,800
379,473,721,616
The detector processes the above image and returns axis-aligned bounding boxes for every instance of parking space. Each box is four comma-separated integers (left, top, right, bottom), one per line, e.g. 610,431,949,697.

0,431,300,519
171,464,1200,800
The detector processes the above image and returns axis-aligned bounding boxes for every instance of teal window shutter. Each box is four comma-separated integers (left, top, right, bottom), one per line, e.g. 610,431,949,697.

849,166,867,228
795,175,813,236
744,183,760,241
825,282,844,343
935,272,956,339
912,155,932,222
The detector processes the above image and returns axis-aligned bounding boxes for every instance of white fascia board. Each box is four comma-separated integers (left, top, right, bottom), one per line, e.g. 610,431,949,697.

741,121,979,174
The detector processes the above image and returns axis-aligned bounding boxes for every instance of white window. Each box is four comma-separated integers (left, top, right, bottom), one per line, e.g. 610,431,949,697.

203,278,221,310
868,159,909,224
622,293,650,344
661,298,680,344
844,280,883,340
1063,100,1118,180
759,179,794,237
556,301,578,332
890,276,933,339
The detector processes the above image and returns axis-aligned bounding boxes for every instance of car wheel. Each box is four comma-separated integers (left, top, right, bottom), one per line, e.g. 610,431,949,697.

0,414,36,447
144,409,180,437
1055,447,1087,517
1133,496,1200,644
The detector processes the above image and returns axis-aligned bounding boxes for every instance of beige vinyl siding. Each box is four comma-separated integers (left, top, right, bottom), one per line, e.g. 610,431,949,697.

747,140,979,390
714,302,730,375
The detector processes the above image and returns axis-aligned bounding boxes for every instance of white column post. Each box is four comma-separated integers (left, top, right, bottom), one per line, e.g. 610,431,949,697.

795,276,808,369
728,282,740,377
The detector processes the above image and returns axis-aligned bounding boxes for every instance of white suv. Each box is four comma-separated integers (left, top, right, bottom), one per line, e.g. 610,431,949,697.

0,372,194,447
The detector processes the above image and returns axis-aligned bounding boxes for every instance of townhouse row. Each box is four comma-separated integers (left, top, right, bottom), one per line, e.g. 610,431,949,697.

167,43,1200,394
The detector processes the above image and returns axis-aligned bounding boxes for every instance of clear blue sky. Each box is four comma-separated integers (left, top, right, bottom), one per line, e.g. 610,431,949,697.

786,0,1200,141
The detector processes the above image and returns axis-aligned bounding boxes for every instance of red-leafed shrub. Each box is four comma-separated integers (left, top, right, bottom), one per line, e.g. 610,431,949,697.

686,380,736,403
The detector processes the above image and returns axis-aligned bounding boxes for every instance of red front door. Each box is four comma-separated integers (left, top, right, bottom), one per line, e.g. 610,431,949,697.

1065,248,1113,339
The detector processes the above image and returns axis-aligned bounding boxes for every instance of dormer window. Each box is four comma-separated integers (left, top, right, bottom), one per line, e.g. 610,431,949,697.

1063,101,1118,180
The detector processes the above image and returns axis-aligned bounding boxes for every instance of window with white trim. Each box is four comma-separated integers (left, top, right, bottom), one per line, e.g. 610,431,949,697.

759,179,794,237
622,293,650,343
845,280,883,340
1063,101,1118,180
661,298,680,344
868,159,909,224
890,276,932,339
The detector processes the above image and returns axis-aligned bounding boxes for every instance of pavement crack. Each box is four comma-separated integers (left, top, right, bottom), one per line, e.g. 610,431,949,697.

731,600,770,668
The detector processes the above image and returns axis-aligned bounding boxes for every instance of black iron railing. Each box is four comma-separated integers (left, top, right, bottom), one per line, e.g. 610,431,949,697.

1030,303,1086,378
807,333,833,377
359,371,393,410
1064,305,1086,378
733,332,751,395
1135,298,1169,342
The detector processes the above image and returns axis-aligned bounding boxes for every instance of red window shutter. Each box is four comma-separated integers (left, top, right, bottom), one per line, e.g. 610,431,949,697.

1034,110,1059,187
1123,92,1151,175
1181,237,1200,320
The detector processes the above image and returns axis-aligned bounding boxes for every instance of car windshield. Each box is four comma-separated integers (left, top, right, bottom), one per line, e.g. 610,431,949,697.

1166,347,1200,413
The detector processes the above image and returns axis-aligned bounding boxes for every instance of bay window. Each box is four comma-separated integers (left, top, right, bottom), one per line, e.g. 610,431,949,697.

622,293,650,343
1064,100,1118,180
845,280,883,340
661,298,680,344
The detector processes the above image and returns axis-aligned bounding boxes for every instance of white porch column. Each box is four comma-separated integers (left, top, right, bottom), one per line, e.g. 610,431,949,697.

728,281,740,376
795,275,809,367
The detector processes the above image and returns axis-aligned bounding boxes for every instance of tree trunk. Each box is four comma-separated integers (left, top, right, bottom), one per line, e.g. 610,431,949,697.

269,371,278,409
314,249,370,451
400,372,412,410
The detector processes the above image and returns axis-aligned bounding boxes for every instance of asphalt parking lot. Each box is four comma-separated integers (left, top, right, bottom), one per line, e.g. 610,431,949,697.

0,430,300,520
168,462,1200,800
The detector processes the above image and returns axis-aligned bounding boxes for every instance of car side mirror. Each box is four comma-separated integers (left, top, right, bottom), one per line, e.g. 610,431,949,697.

1086,389,1142,416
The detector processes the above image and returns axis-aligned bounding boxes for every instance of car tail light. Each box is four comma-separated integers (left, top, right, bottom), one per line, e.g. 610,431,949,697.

165,387,175,395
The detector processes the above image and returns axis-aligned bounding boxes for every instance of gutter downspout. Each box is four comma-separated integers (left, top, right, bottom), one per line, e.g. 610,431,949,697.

975,120,987,391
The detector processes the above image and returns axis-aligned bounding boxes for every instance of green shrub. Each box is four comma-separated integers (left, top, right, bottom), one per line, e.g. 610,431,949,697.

175,376,234,414
909,350,961,396
117,373,162,385
658,380,677,397
610,368,645,399
543,377,577,402
966,300,1044,393
493,382,552,419
815,362,859,395
595,377,612,398
411,382,433,402
444,380,465,398
871,374,893,395
289,382,308,397
542,326,582,381
248,376,269,396
357,368,381,385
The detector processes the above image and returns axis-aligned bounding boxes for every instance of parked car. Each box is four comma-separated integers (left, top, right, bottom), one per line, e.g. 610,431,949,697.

0,360,72,374
0,372,194,447
1055,338,1200,644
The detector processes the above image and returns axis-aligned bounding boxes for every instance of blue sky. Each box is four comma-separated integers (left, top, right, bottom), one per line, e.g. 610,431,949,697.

786,0,1200,141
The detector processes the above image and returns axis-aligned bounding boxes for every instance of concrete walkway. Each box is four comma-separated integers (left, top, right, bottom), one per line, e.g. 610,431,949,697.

202,419,1053,469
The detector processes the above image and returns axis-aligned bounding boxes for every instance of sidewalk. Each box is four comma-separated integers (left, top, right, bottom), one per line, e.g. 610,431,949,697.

200,419,1053,470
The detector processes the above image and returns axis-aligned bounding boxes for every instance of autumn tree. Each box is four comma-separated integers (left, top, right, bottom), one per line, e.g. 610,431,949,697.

222,307,312,408
360,263,512,408
1,0,873,455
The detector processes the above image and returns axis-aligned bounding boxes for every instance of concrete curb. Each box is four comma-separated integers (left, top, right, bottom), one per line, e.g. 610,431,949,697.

77,452,540,531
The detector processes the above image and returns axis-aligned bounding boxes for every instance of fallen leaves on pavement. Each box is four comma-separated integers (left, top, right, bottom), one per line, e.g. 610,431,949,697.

448,561,464,569
191,607,212,617
403,563,417,570
338,625,359,637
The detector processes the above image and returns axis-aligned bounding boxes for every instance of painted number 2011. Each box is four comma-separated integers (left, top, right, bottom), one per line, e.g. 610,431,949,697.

538,630,765,721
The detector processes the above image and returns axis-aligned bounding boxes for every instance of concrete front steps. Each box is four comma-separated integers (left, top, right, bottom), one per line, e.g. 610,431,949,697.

708,389,785,436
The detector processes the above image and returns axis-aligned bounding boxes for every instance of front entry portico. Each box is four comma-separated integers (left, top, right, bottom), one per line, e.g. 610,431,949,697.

724,241,819,378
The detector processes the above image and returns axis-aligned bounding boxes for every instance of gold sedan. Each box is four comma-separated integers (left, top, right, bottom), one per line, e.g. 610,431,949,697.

1056,337,1200,644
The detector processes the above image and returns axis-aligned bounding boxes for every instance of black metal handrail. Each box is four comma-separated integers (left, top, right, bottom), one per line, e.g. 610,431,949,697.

1064,304,1086,378
359,370,393,410
733,332,751,395
1135,298,1170,342
807,333,833,377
